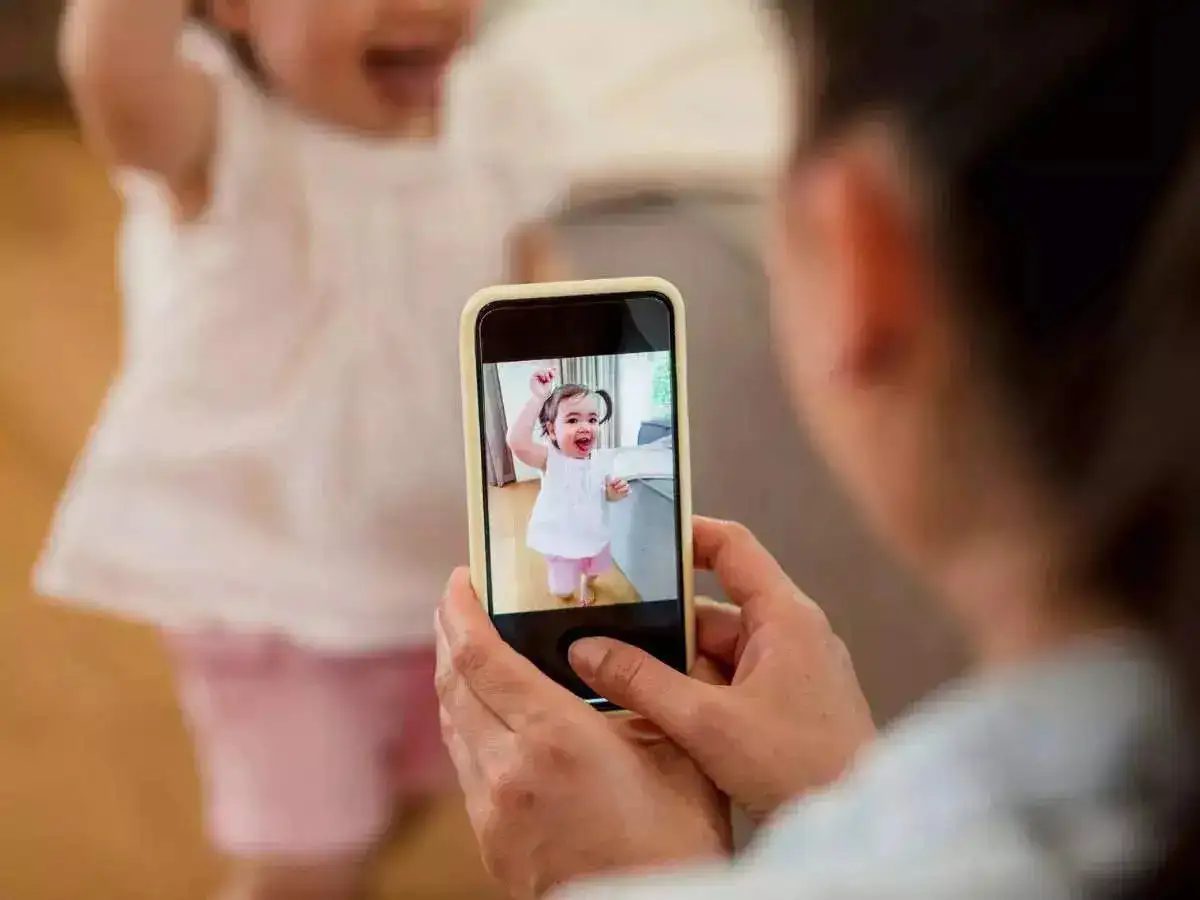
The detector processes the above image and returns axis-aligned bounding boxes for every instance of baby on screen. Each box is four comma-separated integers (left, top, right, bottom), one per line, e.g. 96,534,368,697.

506,369,632,606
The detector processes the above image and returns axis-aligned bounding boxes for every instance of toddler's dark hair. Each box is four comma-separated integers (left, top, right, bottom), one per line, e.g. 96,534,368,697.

538,385,613,447
775,0,1198,895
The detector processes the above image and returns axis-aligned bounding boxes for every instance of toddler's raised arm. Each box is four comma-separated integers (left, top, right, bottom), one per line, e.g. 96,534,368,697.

61,0,216,203
506,369,555,472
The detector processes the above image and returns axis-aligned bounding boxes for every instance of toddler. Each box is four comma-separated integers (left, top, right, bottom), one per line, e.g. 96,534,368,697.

507,368,631,606
41,1,569,897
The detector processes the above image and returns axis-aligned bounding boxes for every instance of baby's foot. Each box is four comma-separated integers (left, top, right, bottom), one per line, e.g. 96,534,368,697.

577,573,595,607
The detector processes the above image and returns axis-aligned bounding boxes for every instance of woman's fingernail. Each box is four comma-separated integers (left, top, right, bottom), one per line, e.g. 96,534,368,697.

569,638,605,674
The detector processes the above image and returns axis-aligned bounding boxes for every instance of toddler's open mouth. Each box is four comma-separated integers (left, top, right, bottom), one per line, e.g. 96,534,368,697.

573,435,594,455
363,46,453,109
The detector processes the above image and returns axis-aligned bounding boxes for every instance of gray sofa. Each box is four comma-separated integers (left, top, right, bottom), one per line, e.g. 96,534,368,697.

553,190,967,722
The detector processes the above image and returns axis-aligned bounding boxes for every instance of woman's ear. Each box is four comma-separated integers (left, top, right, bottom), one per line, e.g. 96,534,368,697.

211,0,251,31
808,128,932,385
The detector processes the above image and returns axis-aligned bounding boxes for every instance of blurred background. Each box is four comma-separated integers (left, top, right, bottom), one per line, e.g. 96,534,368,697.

0,1,965,897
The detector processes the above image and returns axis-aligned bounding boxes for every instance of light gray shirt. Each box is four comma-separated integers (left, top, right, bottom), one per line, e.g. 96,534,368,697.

563,635,1192,900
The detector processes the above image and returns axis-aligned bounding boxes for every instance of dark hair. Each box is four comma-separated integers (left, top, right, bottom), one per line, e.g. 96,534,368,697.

189,0,263,80
538,385,613,448
775,0,1199,894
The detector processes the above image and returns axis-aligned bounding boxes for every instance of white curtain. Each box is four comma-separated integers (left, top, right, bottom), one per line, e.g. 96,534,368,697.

559,355,620,449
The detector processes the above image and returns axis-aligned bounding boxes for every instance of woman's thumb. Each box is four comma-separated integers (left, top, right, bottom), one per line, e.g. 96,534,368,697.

569,637,709,730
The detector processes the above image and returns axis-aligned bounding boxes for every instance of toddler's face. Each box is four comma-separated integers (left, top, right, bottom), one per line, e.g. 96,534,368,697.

212,0,476,136
551,394,603,460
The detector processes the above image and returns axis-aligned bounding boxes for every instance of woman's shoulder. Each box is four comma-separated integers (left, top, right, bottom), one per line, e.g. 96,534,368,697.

748,635,1186,893
558,824,1066,900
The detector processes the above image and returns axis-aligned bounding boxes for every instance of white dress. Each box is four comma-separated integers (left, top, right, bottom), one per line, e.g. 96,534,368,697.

526,449,613,561
34,27,569,652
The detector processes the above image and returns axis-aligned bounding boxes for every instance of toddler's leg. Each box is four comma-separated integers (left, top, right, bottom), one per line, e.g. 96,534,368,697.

385,644,455,800
578,546,615,605
167,632,407,900
582,545,615,580
544,555,581,600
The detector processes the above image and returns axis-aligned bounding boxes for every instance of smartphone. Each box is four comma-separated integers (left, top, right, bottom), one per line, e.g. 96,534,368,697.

460,277,695,711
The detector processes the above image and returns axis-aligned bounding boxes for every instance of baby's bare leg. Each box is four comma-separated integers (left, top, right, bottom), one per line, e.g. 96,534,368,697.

578,572,597,606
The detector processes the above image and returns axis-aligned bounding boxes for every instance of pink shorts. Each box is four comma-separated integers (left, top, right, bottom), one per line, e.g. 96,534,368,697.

167,632,451,860
544,545,614,596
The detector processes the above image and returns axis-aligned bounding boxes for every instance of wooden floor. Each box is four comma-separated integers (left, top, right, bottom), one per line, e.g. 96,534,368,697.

487,481,641,613
0,106,502,900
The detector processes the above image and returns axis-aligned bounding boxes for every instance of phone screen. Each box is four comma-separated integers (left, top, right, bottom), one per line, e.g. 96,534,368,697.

474,290,687,710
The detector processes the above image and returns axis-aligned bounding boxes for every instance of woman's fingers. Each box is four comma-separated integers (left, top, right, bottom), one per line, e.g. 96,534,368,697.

692,517,827,626
695,598,743,666
435,602,509,741
436,568,574,732
569,637,723,747
690,654,731,687
440,704,484,794
692,518,791,601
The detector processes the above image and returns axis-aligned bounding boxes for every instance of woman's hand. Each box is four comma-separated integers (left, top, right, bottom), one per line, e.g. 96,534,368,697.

436,570,731,900
530,368,556,400
569,517,877,824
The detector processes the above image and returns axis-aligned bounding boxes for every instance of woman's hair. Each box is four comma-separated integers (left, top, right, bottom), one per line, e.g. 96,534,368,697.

775,0,1199,894
538,385,613,445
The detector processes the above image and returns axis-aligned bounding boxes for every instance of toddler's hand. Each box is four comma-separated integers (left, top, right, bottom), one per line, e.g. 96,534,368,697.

606,477,632,502
530,368,556,400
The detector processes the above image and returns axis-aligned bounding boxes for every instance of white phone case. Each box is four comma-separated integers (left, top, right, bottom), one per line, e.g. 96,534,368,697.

458,277,696,704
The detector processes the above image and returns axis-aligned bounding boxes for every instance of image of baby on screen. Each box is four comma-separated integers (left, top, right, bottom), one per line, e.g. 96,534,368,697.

481,352,678,616
507,369,632,606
